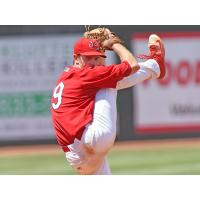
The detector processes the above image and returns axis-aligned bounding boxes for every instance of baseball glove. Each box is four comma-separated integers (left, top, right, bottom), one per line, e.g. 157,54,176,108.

84,26,123,50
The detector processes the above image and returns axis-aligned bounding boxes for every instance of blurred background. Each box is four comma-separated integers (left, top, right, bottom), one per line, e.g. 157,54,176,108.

1,25,200,174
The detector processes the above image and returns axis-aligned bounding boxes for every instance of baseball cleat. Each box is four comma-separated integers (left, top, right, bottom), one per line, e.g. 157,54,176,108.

138,34,166,79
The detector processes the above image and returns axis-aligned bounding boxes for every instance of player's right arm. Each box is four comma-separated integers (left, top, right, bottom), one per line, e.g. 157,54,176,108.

112,43,140,74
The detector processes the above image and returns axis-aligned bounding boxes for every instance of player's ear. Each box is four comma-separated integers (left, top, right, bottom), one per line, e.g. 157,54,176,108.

74,54,82,67
73,54,78,65
74,54,78,59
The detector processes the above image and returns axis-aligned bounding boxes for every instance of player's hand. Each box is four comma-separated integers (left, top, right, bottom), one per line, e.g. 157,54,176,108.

102,34,123,50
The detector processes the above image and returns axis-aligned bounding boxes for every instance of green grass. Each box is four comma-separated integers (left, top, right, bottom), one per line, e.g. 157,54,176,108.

109,147,200,175
1,146,200,175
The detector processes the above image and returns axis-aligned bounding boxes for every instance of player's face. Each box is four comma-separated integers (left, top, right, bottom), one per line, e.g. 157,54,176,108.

81,55,105,67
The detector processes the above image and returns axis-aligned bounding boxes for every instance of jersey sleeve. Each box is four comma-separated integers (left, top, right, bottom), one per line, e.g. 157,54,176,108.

81,61,132,88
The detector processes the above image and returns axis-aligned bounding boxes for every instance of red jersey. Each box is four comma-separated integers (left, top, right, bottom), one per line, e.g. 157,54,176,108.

50,61,132,152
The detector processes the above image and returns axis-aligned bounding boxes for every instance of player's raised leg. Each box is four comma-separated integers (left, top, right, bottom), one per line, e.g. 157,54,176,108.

116,34,165,90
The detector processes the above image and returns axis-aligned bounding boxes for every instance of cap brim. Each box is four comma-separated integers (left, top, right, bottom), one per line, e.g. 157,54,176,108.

80,51,107,58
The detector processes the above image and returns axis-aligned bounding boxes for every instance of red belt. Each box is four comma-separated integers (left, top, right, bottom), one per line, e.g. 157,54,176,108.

62,146,70,152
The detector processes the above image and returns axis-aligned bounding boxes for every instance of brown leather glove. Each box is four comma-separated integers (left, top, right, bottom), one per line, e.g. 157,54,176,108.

84,27,123,51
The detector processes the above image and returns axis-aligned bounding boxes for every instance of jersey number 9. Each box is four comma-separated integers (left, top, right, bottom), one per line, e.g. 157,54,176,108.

52,82,64,109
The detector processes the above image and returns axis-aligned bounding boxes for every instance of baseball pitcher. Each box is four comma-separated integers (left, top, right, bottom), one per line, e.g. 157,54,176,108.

50,27,165,174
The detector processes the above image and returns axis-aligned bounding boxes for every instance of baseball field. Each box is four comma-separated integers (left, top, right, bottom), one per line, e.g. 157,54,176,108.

1,138,200,175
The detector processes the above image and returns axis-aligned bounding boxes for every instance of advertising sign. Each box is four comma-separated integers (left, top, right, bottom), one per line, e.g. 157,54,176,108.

132,32,200,134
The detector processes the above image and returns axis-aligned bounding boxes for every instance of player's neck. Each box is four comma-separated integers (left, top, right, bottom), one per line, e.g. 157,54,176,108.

73,64,83,69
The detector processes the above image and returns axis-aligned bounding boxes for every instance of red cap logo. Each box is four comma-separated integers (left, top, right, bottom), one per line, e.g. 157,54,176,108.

74,38,106,58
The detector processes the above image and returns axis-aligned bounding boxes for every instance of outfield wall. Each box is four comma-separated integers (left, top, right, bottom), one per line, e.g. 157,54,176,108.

0,25,200,145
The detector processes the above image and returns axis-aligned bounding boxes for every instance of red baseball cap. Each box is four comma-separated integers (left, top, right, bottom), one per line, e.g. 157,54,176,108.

74,37,106,58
